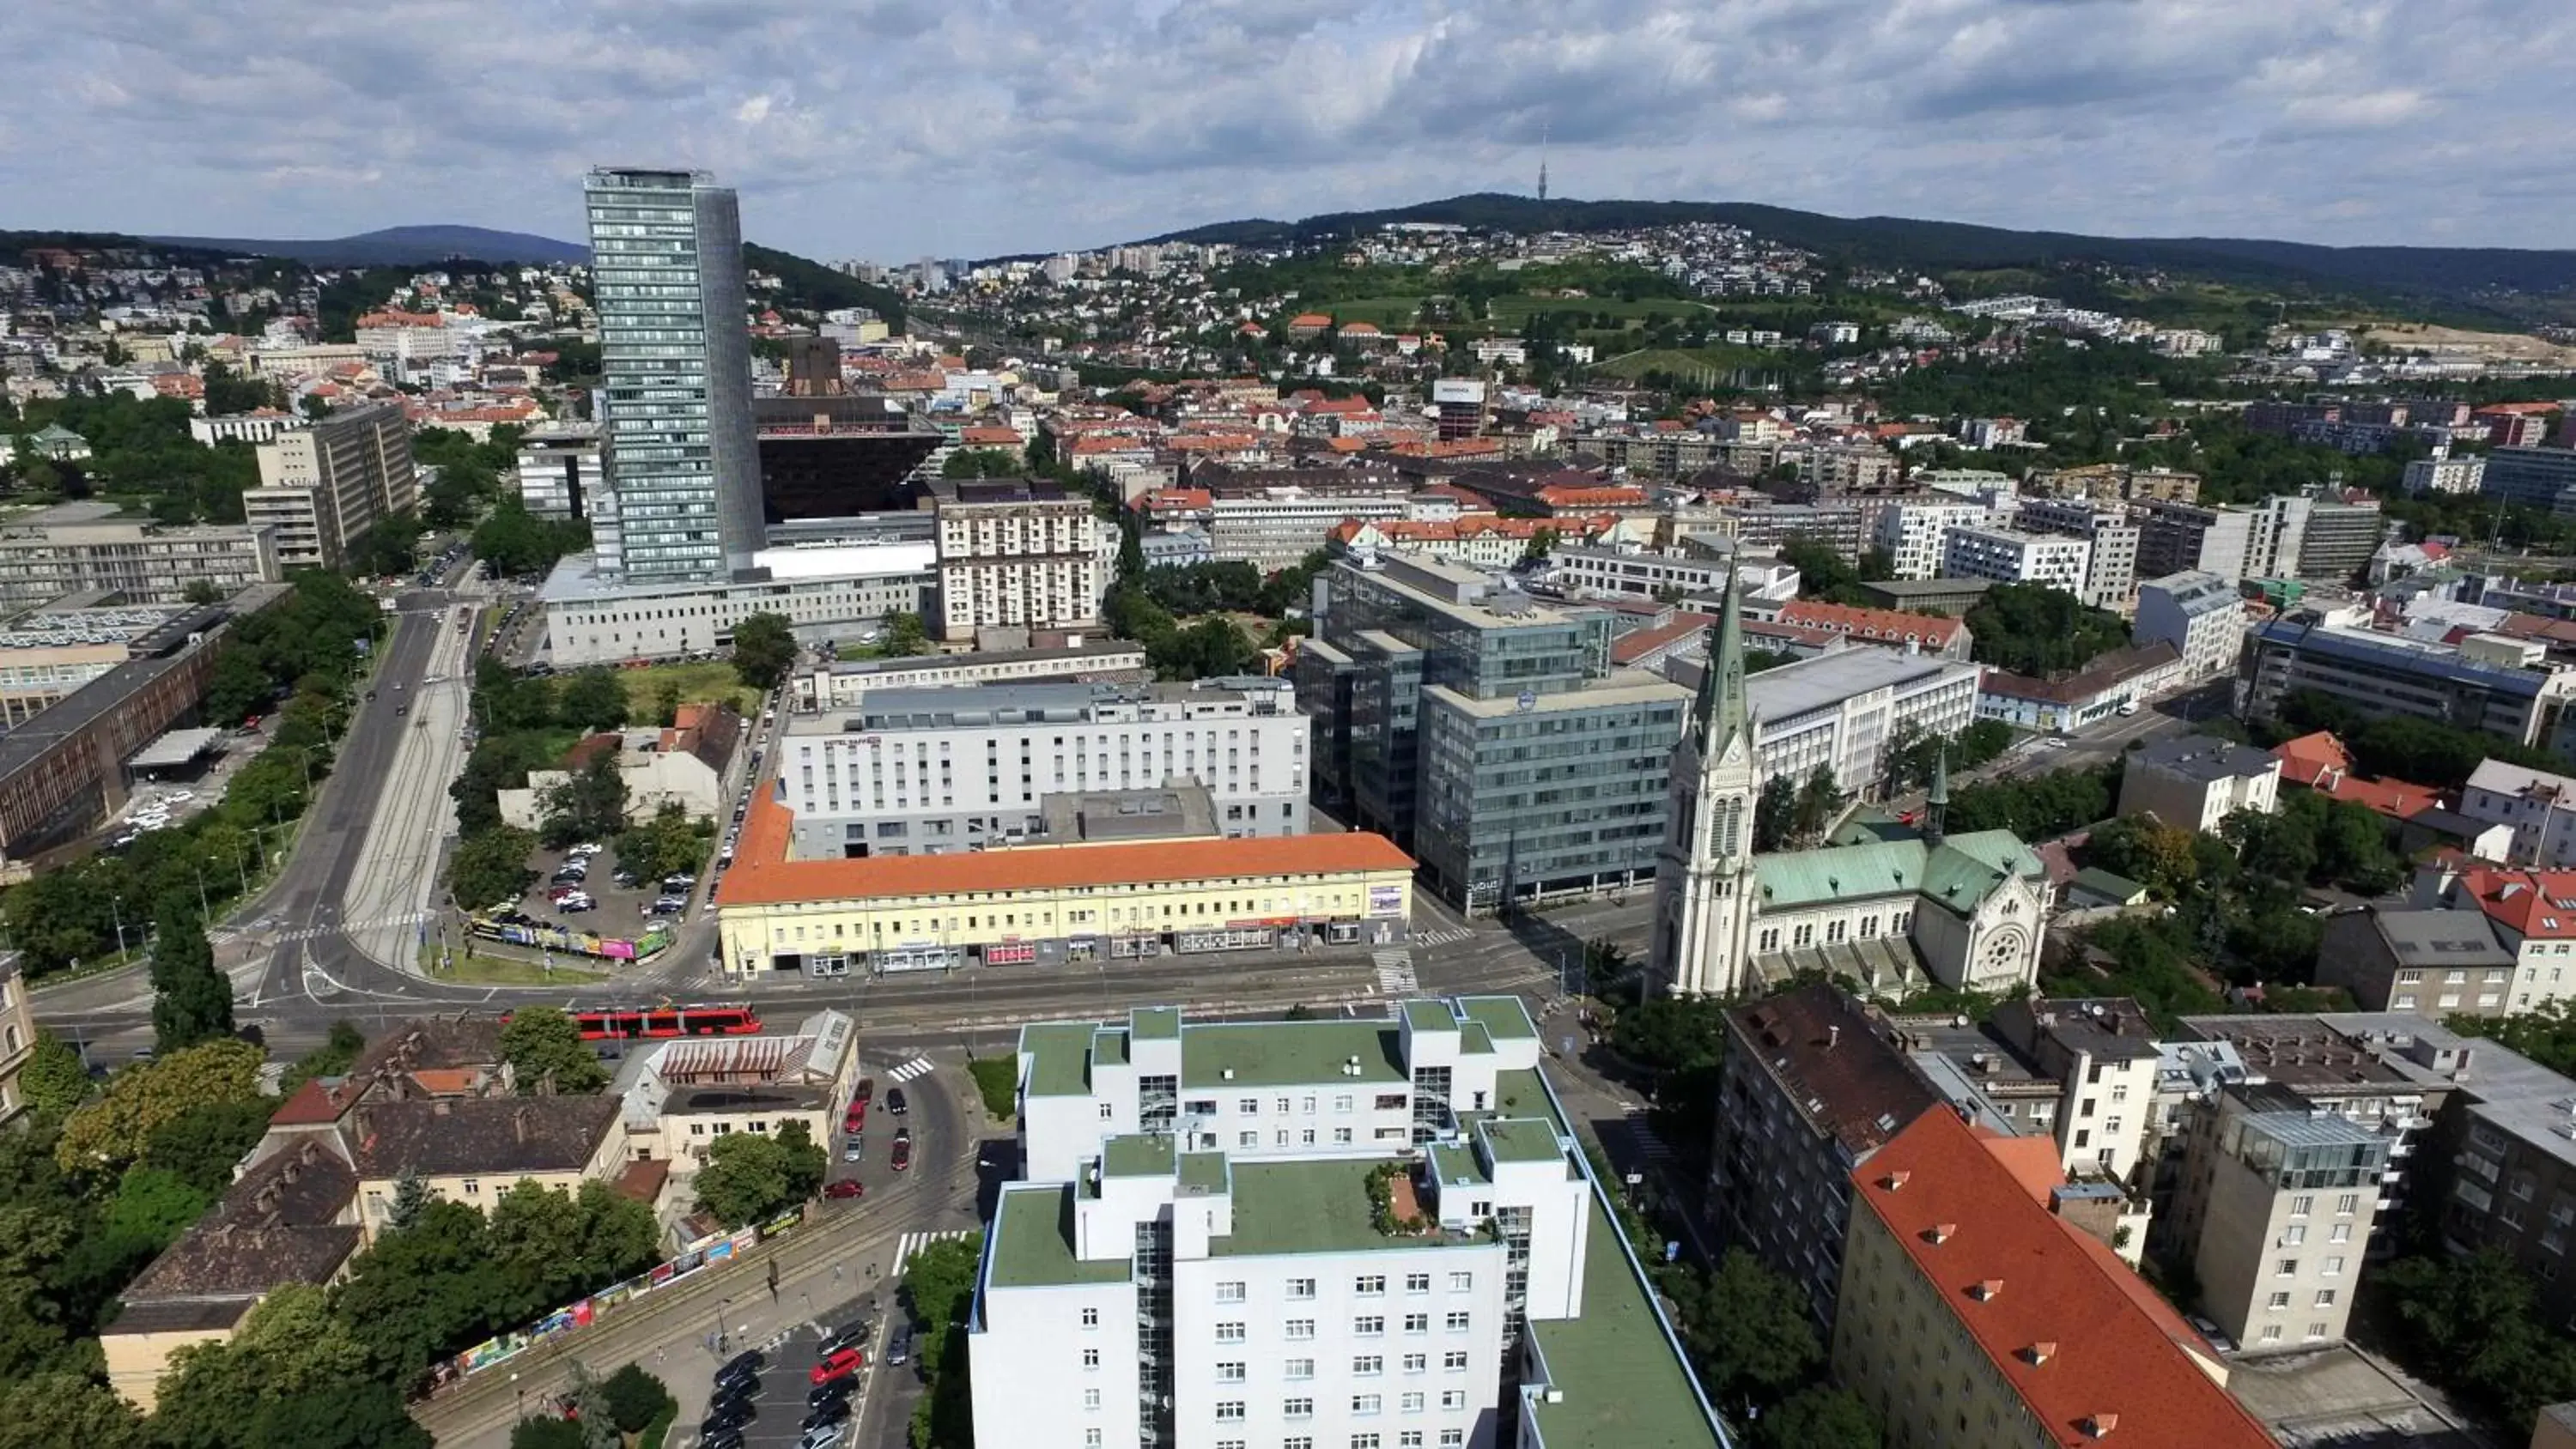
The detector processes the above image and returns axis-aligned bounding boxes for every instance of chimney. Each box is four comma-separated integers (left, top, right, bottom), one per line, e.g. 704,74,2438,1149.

1971,1278,2003,1301
1882,1170,1911,1191
2085,1414,2118,1439
514,1106,533,1144
432,1099,453,1117
1826,1026,1842,1050
2025,1342,2057,1366
1925,1222,1956,1245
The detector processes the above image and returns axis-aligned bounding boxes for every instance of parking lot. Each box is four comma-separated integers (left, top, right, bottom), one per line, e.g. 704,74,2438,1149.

106,718,283,851
517,839,703,936
695,1289,906,1449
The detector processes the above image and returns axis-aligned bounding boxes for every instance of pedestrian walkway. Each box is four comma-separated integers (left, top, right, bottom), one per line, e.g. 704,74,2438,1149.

1373,949,1419,996
1413,926,1473,949
884,1055,936,1083
891,1228,974,1278
276,910,433,942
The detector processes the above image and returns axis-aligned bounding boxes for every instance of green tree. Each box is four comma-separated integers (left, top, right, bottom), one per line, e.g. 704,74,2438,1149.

498,1007,609,1095
140,1098,276,1194
0,1371,145,1449
1965,582,2131,676
333,1199,501,1389
903,1234,986,1449
554,669,629,734
881,609,931,657
653,678,683,728
2448,998,2576,1076
612,802,712,884
510,1416,586,1449
1789,766,1847,847
1753,773,1796,853
1657,1249,1823,1414
449,825,539,909
2380,1249,2576,1426
694,1121,828,1227
599,1362,675,1434
730,611,798,691
52,1165,209,1315
56,1037,264,1177
147,900,233,1054
17,1030,91,1117
182,578,228,606
246,1380,431,1449
2082,815,2200,896
941,447,1022,478
154,1283,382,1449
538,753,629,852
1751,1385,1882,1449
280,1020,368,1096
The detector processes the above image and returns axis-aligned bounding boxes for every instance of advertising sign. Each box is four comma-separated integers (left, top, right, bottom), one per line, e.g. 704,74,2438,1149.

1367,884,1405,918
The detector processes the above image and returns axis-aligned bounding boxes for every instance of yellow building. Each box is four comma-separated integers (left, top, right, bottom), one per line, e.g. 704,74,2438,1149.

345,1095,631,1241
717,791,1416,977
0,956,34,1123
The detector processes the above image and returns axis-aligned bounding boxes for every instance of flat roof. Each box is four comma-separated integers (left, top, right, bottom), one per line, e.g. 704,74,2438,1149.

1212,1158,1483,1258
1182,1021,1407,1090
813,640,1145,680
1524,1197,1727,1449
1746,646,1970,722
987,1185,1134,1288
1459,995,1537,1042
1021,1022,1098,1099
1131,1007,1180,1041
1102,1133,1176,1179
1425,671,1686,718
129,725,226,769
1478,1117,1565,1166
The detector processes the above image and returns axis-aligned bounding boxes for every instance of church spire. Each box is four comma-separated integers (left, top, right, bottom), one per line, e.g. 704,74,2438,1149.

1924,743,1949,848
1693,571,1749,755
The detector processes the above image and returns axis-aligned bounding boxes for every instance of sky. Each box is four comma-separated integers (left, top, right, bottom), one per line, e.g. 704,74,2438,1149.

9,0,2573,263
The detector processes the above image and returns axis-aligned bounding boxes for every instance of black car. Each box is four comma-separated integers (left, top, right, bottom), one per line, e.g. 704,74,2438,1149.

714,1372,768,1402
717,1349,766,1380
803,1395,854,1431
698,1432,744,1449
702,1400,756,1435
807,1378,856,1410
886,1087,908,1116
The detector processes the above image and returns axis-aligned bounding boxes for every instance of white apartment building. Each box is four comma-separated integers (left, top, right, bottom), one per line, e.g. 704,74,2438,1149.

2163,1091,2387,1353
1939,524,2091,595
2404,453,2486,496
539,544,935,667
1871,500,1990,579
975,999,1724,1449
246,401,419,571
1736,647,1984,797
2461,760,2576,868
1211,488,1410,571
515,421,605,521
0,520,281,613
2119,735,2281,833
188,412,302,447
2010,496,2140,610
933,480,1105,643
1545,545,1799,604
2135,570,2246,681
781,679,1308,857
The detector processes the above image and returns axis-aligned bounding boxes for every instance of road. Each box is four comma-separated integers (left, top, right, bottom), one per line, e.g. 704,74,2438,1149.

341,597,479,969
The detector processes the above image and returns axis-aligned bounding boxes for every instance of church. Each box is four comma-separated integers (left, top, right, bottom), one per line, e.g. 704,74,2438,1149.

1650,579,2054,1000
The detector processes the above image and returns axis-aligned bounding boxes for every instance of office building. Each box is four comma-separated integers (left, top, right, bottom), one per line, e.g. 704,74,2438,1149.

1872,499,1990,579
1735,646,1984,796
2161,1083,2387,1353
539,543,934,667
1940,524,2092,596
1977,642,2182,737
2316,906,2520,1018
718,789,1413,976
1431,379,1487,441
1297,555,1686,912
2134,571,2245,681
754,377,942,523
1212,488,1410,571
2118,735,2281,832
1855,576,1993,615
245,400,418,571
585,167,762,584
188,410,302,447
1710,985,1940,1328
972,998,1727,1449
1834,1109,2271,1449
927,478,1105,644
779,680,1307,858
2032,463,2202,506
0,516,279,614
2290,491,2386,582
514,421,605,521
0,603,184,727
2459,759,2576,867
2012,496,2141,610
2238,615,2576,746
2483,446,2576,512
2409,861,2576,1013
793,642,1151,713
2404,453,2486,495
2135,501,2258,582
1545,544,1797,605
1770,600,1970,660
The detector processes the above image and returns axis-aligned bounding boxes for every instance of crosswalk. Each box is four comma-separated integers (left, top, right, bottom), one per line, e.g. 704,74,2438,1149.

1373,949,1419,996
275,911,434,942
1413,926,1473,949
1624,1110,1677,1170
892,1229,975,1278
884,1055,937,1083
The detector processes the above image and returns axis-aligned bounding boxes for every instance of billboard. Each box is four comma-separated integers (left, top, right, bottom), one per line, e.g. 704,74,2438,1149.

1431,379,1486,405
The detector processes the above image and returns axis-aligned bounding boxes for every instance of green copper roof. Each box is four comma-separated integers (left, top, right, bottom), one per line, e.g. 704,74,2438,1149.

1691,574,1749,754
1753,828,2043,918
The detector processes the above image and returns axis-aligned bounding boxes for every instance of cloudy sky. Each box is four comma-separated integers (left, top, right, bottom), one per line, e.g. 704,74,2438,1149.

9,0,2572,262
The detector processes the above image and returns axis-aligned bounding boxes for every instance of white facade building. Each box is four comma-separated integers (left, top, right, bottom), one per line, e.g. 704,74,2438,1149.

538,543,935,666
2403,454,2486,496
2134,570,2246,681
2461,760,2576,869
933,480,1105,643
1938,524,2091,595
1872,500,1990,579
2010,496,2141,610
1738,646,1984,797
975,999,1724,1449
1546,545,1798,604
188,412,302,447
1211,489,1410,571
246,400,419,572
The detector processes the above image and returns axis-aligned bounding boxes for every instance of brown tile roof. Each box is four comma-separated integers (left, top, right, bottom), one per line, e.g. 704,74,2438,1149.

1777,599,1964,651
121,1138,361,1307
1856,1111,2269,1447
1728,985,1939,1155
346,1095,622,1180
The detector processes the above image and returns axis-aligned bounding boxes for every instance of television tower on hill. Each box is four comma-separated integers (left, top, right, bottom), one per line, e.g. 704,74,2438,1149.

1537,124,1549,202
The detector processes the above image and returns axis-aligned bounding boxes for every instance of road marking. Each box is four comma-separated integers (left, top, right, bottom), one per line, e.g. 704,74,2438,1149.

1373,949,1419,996
891,1229,973,1278
884,1055,936,1083
1413,926,1473,949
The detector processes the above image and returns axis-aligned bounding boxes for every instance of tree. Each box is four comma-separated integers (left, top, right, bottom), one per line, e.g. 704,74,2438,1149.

334,1200,502,1389
613,801,712,884
154,1283,383,1449
2380,1249,2576,1426
0,1371,144,1449
1658,1249,1823,1413
2082,815,2200,896
52,1166,209,1315
498,1007,610,1095
694,1121,828,1227
509,1415,587,1449
1965,582,2131,676
449,825,539,909
652,678,683,728
141,1098,276,1194
182,578,228,606
386,1170,433,1234
1790,767,1847,848
148,900,234,1053
1753,774,1796,853
731,611,797,691
17,1030,90,1117
941,447,1022,478
246,1381,431,1449
280,1019,368,1095
554,668,628,734
2449,998,2576,1076
56,1037,264,1176
904,1234,987,1449
1751,1385,1882,1449
538,754,629,852
881,609,931,657
599,1362,676,1434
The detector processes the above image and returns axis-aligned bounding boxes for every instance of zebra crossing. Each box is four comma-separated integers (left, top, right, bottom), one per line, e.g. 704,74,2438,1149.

1373,949,1419,996
275,911,434,942
1413,925,1474,949
892,1228,975,1278
884,1055,937,1083
1624,1110,1677,1169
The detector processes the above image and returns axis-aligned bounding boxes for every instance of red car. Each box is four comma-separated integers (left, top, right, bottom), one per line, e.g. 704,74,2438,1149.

810,1346,867,1385
890,1128,913,1172
843,1100,866,1133
853,1076,877,1106
824,1179,865,1201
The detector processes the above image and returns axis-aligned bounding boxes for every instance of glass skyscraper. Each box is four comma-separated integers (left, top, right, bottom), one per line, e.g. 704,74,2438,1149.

583,167,762,585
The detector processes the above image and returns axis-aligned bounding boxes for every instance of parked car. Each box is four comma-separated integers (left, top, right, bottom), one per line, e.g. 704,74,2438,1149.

803,1392,854,1431
568,842,602,858
557,895,597,913
611,869,641,888
890,1128,913,1172
841,1138,864,1163
663,872,697,890
818,1319,872,1357
824,1178,864,1200
884,1326,913,1367
885,1087,908,1117
801,1422,848,1449
714,1373,767,1403
809,1346,866,1385
852,1077,876,1106
806,1378,855,1410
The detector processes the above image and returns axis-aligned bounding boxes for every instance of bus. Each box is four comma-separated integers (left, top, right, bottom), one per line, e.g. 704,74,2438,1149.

567,1003,762,1040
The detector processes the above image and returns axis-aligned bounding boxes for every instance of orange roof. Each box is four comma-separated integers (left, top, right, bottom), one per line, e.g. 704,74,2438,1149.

1857,1111,2268,1448
1777,599,1964,651
2270,731,2352,786
408,1068,482,1094
1325,436,1369,453
2450,865,2576,939
959,426,1023,446
2321,773,2442,821
1531,484,1649,506
1288,313,1334,329
719,789,1413,907
1135,488,1212,513
1338,321,1382,335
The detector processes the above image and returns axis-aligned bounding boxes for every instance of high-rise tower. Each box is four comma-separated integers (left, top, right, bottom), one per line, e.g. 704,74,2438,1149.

584,167,762,585
1650,574,1762,997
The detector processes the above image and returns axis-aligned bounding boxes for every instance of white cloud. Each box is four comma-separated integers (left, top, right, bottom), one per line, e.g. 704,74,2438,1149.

3,0,2571,258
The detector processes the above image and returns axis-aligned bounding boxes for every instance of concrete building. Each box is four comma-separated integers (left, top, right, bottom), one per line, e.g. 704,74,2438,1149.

246,400,417,571
1835,1109,2269,1449
973,998,1726,1449
514,421,605,521
2404,453,2486,495
2483,446,2576,512
2134,571,2245,681
1545,544,1799,604
2317,906,2519,1018
2290,491,2387,582
2239,615,2576,746
2409,862,2576,1014
716,790,1413,977
188,410,302,447
2461,759,2576,867
929,478,1105,644
0,515,281,614
2135,501,2260,583
0,956,33,1124
2428,1031,2576,1337
2163,1083,2389,1353
1872,499,1990,579
538,543,935,667
2012,496,2141,610
1940,524,2093,596
2119,735,2281,832
586,167,762,585
793,642,1150,713
1209,488,1409,571
778,680,1307,858
0,603,184,727
1711,984,1939,1329
1729,646,1984,797
1855,576,1994,615
1977,642,2184,737
1770,600,1971,660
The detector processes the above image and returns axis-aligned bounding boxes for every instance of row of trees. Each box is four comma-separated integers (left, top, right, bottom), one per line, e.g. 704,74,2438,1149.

2,390,262,524
2266,688,2566,792
1964,582,2132,677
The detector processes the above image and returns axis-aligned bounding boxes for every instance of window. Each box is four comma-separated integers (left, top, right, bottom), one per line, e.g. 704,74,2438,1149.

1217,1323,1246,1343
1086,1433,1102,1448
1337,1095,1354,1113
2324,1256,2347,1277
1352,1437,1381,1449
1099,1102,1115,1119
1444,1313,1469,1332
2269,1292,2292,1310
1448,1273,1473,1292
1439,1391,1466,1410
2306,1322,2330,1340
1356,1315,1387,1336
1354,1355,1382,1375
1353,1395,1382,1416
1285,1398,1314,1420
2330,1222,2352,1245
1217,1281,1245,1302
1214,1402,1244,1422
1285,1359,1315,1380
2281,1225,2306,1246
1442,1352,1469,1372
1402,1354,1427,1373
1400,1435,1424,1449
2275,1258,2300,1277
1400,1393,1425,1414
1240,1098,1260,1114
1358,1275,1387,1295
1336,1128,1355,1144
1277,1097,1291,1114
1082,1307,1100,1329
1289,1278,1317,1300
2336,1193,2360,1216
1406,1274,1431,1294
1239,1131,1258,1149
1441,1434,1464,1448
1286,1320,1315,1340
1084,1349,1100,1369
2261,1325,2283,1343
1218,1362,1246,1383
2314,1288,2338,1307
1084,1389,1102,1410
1405,1313,1429,1333
1288,1440,1314,1449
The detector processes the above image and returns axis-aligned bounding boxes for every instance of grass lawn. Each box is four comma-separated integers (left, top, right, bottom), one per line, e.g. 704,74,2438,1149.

421,942,610,986
1592,344,1783,382
1324,295,1425,328
1488,294,1709,324
616,661,762,720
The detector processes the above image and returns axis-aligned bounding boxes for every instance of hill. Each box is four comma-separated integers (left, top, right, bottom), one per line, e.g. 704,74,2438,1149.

142,224,588,266
1140,192,2576,316
744,243,906,332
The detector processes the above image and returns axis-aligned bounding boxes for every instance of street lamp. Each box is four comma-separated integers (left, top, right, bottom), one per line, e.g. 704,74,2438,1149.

110,895,128,958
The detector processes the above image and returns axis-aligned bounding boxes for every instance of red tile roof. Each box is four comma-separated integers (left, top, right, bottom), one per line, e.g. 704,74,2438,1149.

1856,1111,2269,1448
1777,599,1963,652
719,789,1414,907
2450,865,2576,939
2272,731,2443,820
2270,731,2351,786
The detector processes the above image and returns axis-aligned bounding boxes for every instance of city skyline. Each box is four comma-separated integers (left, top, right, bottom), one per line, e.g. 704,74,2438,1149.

6,0,2573,260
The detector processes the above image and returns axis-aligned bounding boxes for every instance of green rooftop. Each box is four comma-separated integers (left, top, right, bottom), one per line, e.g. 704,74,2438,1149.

1403,999,1459,1034
1525,1199,1725,1449
1130,1006,1180,1040
1461,1021,1495,1057
1102,1133,1176,1179
1021,1022,1098,1098
1177,1151,1230,1197
1753,828,2043,919
1093,1028,1130,1069
1212,1159,1483,1258
1428,1141,1490,1190
1490,1068,1552,1123
1458,996,1537,1042
1478,1117,1565,1167
1182,1022,1406,1089
986,1186,1135,1289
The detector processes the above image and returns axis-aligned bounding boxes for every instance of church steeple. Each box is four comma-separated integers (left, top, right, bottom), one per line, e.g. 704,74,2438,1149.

1654,568,1762,999
1693,570,1751,754
1924,744,1950,848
